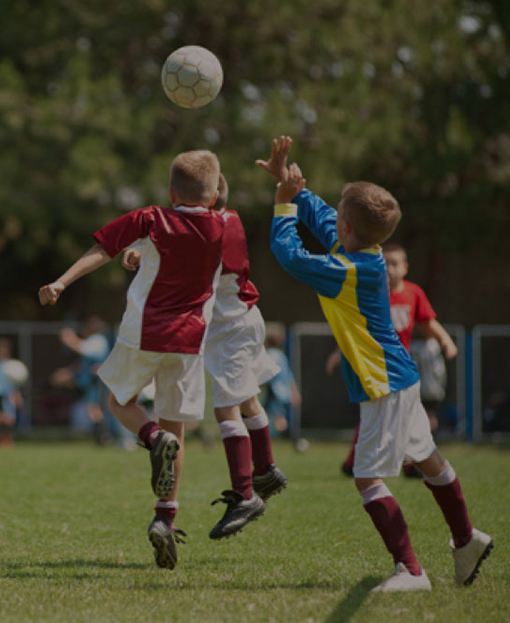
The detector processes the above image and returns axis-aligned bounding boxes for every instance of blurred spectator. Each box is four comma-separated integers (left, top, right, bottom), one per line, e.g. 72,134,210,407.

51,316,111,444
263,323,301,438
410,338,448,434
0,337,28,448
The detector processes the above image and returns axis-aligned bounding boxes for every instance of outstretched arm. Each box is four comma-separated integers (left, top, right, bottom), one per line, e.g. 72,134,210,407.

419,319,458,359
255,135,292,181
38,244,111,306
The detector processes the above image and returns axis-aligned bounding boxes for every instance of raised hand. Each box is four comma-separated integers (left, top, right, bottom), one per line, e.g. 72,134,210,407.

255,136,293,181
275,162,306,204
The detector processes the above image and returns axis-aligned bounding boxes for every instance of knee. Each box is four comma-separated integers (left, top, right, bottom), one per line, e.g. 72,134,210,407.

240,396,261,417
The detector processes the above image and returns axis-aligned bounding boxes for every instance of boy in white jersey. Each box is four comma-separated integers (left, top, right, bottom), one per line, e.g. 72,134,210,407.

123,174,288,541
39,150,224,570
256,136,492,592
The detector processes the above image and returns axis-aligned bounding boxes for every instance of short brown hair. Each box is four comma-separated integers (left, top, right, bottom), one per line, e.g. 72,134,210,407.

170,150,220,205
341,182,401,246
382,241,407,260
213,173,229,209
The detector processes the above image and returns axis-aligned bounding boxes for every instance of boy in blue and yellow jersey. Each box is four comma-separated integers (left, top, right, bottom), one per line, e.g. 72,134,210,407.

256,136,492,593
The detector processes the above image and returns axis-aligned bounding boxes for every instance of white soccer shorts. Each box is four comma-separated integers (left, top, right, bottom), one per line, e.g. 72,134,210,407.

354,381,436,478
98,341,205,422
204,306,280,408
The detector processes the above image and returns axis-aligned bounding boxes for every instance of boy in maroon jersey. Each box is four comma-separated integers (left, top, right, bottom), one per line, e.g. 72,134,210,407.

123,174,288,541
328,242,458,476
39,150,224,570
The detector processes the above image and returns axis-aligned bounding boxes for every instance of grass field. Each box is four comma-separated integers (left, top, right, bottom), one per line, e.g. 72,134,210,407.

0,439,508,623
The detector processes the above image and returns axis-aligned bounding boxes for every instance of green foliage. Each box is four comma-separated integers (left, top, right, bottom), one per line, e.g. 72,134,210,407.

0,440,508,622
1,1,510,317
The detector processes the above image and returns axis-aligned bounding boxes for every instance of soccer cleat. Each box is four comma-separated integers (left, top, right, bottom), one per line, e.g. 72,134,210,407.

150,431,179,498
148,516,186,570
252,464,288,501
402,463,422,479
371,562,432,593
341,462,354,477
209,490,266,540
451,528,493,586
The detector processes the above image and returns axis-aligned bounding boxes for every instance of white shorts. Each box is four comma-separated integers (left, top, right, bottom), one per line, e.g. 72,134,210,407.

354,381,436,478
204,306,280,408
97,342,205,423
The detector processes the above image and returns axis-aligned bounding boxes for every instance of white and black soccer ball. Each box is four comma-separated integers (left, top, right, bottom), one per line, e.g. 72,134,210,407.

161,45,223,109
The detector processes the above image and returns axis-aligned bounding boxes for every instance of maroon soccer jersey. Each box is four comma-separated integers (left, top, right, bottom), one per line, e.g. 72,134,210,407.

389,280,436,352
94,205,224,353
211,208,259,322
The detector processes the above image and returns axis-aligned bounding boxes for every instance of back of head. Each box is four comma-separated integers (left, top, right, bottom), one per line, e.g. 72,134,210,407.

265,322,286,349
213,173,229,209
341,182,401,247
170,150,220,206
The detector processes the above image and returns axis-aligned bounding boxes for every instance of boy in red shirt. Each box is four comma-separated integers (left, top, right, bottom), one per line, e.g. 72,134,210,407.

39,150,224,569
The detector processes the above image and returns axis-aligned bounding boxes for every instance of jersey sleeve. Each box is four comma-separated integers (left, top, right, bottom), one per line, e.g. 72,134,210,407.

93,209,152,258
270,206,347,298
293,189,340,253
413,284,437,323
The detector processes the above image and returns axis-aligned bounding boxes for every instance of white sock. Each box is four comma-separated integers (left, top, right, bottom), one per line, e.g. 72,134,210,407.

156,500,179,510
243,410,269,431
423,461,456,486
218,419,248,440
360,482,393,506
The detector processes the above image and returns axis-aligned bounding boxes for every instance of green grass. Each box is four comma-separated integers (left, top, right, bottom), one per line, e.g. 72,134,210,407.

0,439,508,623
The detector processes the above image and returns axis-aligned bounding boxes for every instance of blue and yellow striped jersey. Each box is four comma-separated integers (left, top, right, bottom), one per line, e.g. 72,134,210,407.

270,189,419,403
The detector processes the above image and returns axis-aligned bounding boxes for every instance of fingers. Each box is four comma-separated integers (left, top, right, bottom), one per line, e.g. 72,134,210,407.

38,282,64,306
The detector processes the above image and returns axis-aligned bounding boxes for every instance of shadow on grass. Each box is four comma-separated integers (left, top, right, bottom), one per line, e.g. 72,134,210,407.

1,558,152,578
323,576,379,623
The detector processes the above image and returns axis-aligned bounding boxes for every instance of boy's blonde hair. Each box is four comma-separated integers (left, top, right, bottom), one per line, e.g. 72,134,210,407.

213,173,229,209
170,150,220,205
341,182,401,247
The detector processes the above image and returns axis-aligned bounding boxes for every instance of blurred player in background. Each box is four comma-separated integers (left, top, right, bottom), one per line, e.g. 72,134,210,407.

257,135,492,592
51,316,111,444
263,323,301,438
39,149,224,570
123,173,288,541
0,338,27,448
327,242,458,477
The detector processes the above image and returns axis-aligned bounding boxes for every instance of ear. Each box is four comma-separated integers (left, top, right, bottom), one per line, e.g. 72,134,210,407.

208,190,219,207
343,220,353,236
169,187,177,204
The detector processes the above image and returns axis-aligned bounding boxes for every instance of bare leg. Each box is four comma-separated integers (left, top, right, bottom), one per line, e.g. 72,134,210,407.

415,448,447,478
108,393,150,434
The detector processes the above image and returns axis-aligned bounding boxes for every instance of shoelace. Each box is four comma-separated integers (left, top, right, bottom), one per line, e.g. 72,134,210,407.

172,528,187,545
211,490,242,508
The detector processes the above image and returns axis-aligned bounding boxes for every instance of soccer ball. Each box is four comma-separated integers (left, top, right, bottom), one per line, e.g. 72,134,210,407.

1,359,29,387
161,46,223,109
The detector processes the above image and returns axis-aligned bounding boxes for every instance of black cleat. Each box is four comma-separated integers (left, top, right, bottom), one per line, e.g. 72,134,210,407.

341,463,354,477
252,464,288,501
209,490,266,540
150,432,179,497
148,516,186,570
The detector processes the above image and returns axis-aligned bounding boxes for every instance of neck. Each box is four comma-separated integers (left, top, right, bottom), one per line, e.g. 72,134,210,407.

390,280,405,293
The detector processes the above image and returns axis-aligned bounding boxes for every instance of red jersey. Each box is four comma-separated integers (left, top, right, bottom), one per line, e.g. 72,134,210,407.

389,280,436,352
210,208,259,324
94,205,224,353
